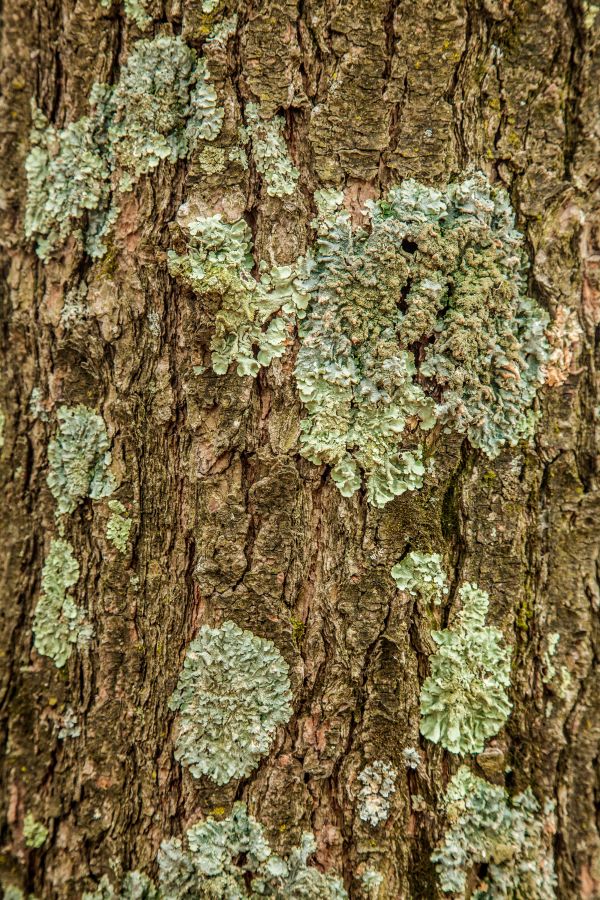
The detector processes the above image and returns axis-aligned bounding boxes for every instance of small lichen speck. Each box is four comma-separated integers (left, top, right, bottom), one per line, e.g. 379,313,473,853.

168,621,292,784
23,813,48,849
357,760,397,827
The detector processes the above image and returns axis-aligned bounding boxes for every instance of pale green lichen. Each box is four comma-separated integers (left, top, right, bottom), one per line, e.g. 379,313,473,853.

419,583,512,755
360,869,384,897
357,760,397,827
23,814,48,849
106,499,132,553
33,538,91,668
391,551,448,604
83,871,157,899
402,747,420,769
100,0,152,29
169,173,547,506
57,706,81,739
432,767,556,898
168,621,292,785
3,886,25,900
167,214,308,377
207,14,238,46
47,405,115,517
158,803,347,898
245,102,299,198
197,147,226,174
24,103,113,258
25,36,223,259
294,174,549,505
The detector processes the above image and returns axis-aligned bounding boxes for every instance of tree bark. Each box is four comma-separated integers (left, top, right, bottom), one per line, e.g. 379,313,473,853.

1,0,599,898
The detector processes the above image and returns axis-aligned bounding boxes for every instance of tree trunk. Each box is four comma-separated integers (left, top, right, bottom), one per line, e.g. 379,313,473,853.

1,0,599,898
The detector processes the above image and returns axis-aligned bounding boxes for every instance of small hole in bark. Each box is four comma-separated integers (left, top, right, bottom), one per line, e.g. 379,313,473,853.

402,238,418,254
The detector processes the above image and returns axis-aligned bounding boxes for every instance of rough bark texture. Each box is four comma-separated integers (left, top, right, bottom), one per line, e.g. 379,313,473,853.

0,0,599,898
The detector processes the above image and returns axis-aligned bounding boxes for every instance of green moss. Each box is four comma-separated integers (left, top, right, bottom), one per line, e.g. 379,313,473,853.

432,767,556,898
23,813,48,849
25,36,223,259
420,583,512,754
168,621,292,785
47,405,115,517
158,803,347,898
33,538,91,668
391,551,448,604
106,499,132,553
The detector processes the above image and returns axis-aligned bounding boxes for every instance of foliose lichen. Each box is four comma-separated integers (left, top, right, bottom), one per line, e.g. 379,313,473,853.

360,869,384,896
391,552,448,604
106,499,132,553
168,621,292,785
245,102,299,198
357,760,397,827
57,706,81,739
25,36,223,259
33,538,91,668
419,583,512,755
432,767,556,898
82,871,157,899
158,802,347,899
23,813,48,849
167,214,307,377
100,0,152,29
169,173,547,506
47,405,115,517
294,174,549,505
402,747,421,770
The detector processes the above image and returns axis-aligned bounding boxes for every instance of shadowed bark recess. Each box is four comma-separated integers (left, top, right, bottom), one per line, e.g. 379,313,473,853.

0,0,599,897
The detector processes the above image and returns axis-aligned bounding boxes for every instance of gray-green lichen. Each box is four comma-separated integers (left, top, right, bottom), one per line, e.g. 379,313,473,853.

57,706,81,739
23,814,48,849
167,214,307,377
391,551,448,604
432,767,556,898
295,174,549,505
169,173,547,506
360,870,383,897
357,760,397,827
83,871,157,899
25,36,223,258
158,802,347,899
420,583,512,755
245,103,299,198
47,405,115,517
100,0,152,29
168,621,292,784
33,538,91,668
402,747,420,769
106,500,132,553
